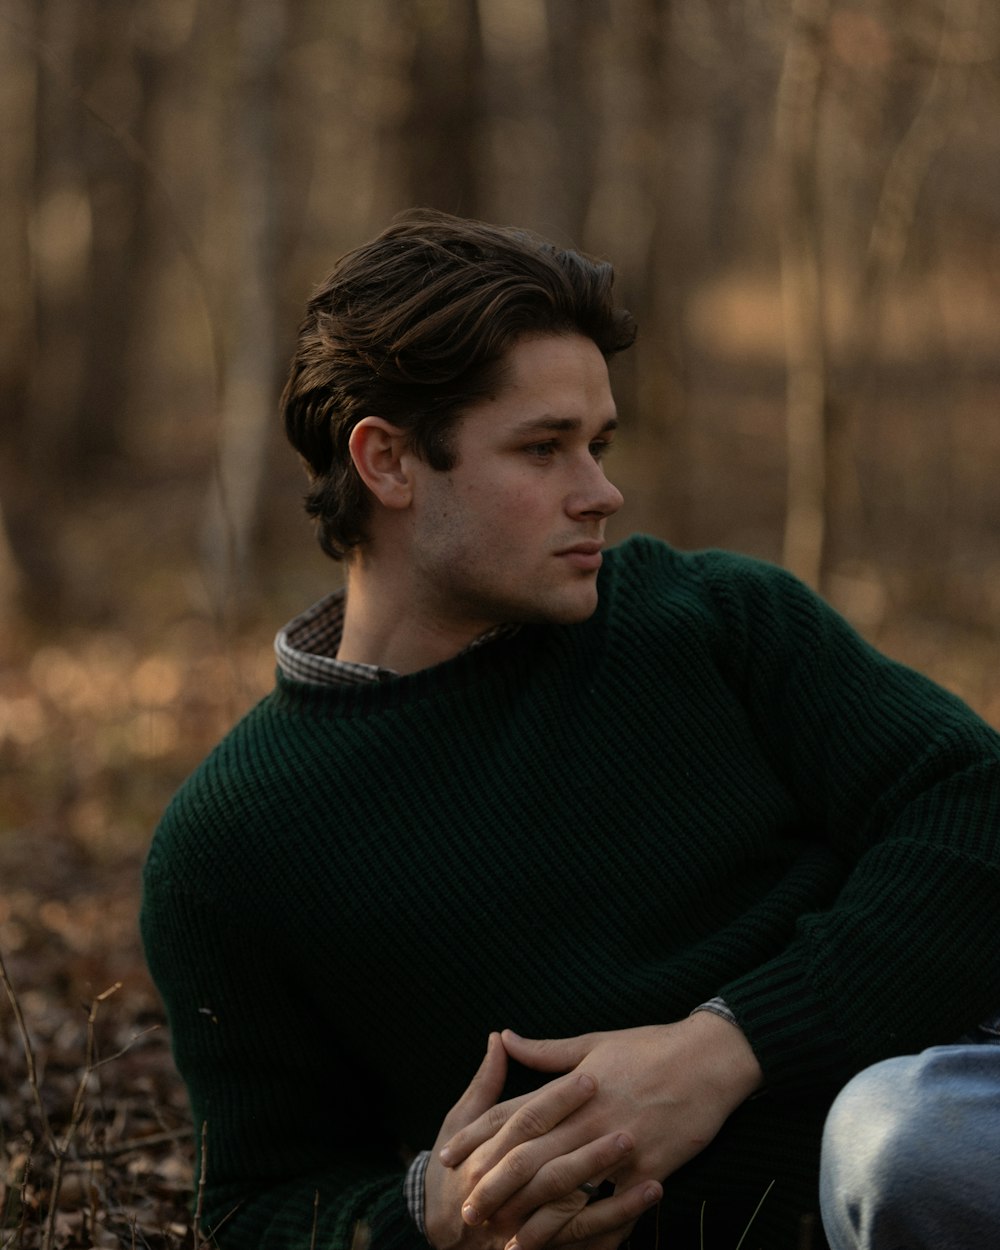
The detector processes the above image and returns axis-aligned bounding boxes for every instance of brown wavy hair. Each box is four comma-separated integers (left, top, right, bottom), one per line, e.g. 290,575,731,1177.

280,208,636,560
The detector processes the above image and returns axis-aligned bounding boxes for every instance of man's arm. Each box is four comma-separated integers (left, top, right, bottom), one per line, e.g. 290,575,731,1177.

438,1015,762,1250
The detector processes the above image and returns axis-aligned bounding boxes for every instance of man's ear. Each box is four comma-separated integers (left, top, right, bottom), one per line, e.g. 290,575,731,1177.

348,417,413,509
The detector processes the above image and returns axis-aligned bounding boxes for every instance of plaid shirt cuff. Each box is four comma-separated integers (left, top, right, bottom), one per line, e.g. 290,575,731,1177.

690,996,738,1027
404,1149,432,1236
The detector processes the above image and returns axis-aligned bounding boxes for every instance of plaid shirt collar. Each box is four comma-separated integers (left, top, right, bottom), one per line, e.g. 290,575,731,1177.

274,589,518,687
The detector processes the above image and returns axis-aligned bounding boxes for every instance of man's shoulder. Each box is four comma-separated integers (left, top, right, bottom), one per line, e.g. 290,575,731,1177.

602,534,790,608
144,690,294,877
607,533,785,577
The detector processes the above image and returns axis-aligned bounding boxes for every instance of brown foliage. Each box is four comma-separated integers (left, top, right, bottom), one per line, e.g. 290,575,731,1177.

1,630,274,1247
0,852,194,1247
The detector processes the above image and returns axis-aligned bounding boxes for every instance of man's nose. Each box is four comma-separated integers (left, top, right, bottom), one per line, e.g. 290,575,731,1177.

567,459,624,519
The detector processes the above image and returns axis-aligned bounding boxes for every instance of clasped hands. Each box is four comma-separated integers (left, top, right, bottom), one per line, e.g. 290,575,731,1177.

423,1017,763,1250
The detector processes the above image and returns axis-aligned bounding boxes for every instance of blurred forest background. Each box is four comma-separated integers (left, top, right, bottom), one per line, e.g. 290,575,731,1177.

1,0,999,1244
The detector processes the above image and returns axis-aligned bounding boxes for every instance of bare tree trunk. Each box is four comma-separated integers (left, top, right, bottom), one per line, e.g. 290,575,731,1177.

76,0,156,466
831,0,981,609
200,0,285,611
775,0,831,588
543,0,604,243
0,0,35,617
392,0,486,214
583,0,688,539
0,0,93,617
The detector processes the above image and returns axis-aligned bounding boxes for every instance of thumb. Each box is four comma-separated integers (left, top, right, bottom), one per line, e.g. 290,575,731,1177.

444,1031,508,1132
501,1029,592,1073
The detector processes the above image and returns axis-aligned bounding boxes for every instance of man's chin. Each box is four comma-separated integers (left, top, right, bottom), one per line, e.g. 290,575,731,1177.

521,587,600,626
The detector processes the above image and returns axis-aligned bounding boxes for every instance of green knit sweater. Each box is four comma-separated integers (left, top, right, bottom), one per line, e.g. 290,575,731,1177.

141,536,1000,1249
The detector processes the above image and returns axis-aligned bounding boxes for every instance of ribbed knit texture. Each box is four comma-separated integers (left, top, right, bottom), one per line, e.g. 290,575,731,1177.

141,536,1000,1250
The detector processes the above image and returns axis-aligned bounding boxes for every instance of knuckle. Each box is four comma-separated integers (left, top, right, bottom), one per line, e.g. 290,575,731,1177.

562,1204,620,1243
516,1199,580,1250
596,1136,629,1170
550,1189,586,1216
514,1228,545,1250
538,1158,576,1198
486,1104,509,1135
501,1146,534,1185
512,1102,549,1139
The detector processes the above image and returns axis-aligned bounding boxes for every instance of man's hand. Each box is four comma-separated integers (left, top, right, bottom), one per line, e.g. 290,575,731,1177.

424,1033,661,1250
439,1015,764,1250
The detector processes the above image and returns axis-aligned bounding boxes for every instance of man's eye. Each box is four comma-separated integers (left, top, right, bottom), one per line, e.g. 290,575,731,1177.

590,440,612,460
525,442,556,458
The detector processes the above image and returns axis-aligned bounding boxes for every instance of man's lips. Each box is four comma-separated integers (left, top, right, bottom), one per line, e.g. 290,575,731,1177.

555,541,604,571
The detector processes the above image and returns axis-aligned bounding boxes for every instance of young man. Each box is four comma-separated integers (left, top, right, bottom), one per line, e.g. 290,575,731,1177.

141,211,1000,1250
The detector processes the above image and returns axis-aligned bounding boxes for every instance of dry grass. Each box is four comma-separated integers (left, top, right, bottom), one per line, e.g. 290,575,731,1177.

0,853,195,1248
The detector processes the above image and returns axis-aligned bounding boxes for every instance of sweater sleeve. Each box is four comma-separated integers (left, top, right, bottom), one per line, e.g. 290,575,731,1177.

701,554,1000,1088
140,860,428,1250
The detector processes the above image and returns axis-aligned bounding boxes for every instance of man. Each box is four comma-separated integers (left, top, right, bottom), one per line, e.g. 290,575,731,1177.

141,210,1000,1250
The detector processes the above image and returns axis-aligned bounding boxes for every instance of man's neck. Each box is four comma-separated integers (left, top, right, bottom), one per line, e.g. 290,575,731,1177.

338,559,493,676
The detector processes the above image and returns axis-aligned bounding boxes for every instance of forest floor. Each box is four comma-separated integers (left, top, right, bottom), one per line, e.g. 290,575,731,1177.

1,590,998,1247
0,620,278,1248
0,839,194,1248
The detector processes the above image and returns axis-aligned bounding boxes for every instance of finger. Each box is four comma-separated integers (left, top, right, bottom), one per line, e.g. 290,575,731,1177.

559,1229,636,1250
502,1030,592,1073
497,1188,589,1250
442,1071,597,1168
513,1179,662,1250
550,1180,663,1248
438,1089,533,1166
470,1132,633,1226
441,1033,509,1138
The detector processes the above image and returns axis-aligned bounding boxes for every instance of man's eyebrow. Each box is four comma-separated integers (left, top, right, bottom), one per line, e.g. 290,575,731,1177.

511,415,619,434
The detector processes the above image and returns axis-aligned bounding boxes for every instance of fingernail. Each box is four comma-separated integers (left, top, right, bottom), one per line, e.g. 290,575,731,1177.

615,1134,631,1153
643,1185,661,1204
577,1073,596,1094
462,1204,481,1226
438,1147,454,1166
505,1240,521,1250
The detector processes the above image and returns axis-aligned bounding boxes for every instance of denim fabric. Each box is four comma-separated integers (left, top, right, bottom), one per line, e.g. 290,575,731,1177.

819,1018,1000,1249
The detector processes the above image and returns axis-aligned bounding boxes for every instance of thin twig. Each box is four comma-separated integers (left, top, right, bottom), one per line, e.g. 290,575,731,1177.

19,1148,33,1248
75,1125,195,1162
0,947,53,1148
202,1201,242,1250
0,1147,32,1249
87,1023,161,1074
193,1121,209,1249
733,1178,777,1250
310,1188,320,1250
43,984,120,1250
42,1151,65,1250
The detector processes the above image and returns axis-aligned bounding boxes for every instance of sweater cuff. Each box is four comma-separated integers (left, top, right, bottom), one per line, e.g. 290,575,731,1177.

720,946,847,1089
366,1172,433,1250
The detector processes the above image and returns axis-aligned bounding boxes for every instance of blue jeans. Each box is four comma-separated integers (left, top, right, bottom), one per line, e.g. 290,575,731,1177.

819,1015,1000,1250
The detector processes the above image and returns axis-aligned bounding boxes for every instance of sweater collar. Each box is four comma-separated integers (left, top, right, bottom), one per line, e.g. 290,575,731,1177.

275,588,520,689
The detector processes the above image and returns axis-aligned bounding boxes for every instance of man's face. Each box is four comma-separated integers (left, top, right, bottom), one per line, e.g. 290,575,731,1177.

403,332,624,635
